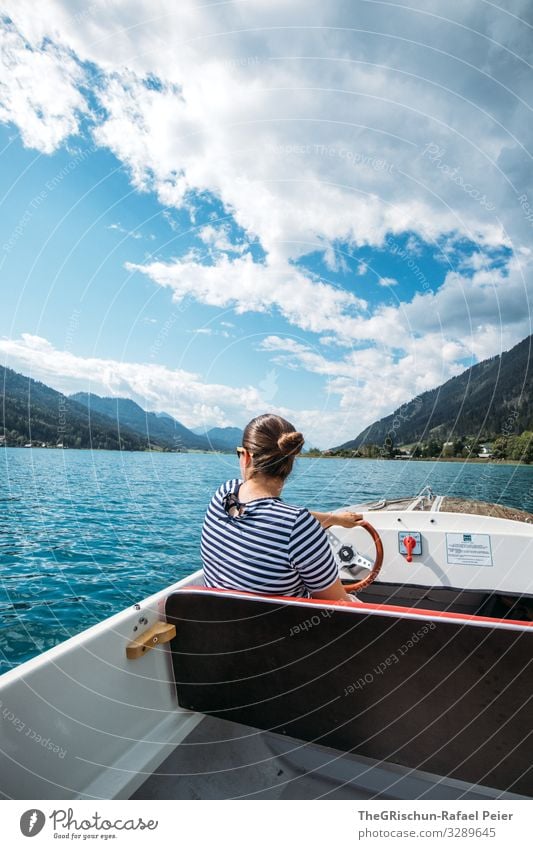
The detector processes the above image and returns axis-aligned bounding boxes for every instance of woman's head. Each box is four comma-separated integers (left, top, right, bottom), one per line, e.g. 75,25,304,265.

241,413,304,481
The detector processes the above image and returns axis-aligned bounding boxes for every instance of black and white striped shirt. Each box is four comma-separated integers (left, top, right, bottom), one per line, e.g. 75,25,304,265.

201,478,339,597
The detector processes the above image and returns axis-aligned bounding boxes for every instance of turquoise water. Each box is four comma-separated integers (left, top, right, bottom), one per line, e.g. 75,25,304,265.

1,447,532,674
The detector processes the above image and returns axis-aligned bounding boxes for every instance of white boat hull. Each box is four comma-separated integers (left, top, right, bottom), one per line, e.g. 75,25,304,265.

0,570,203,799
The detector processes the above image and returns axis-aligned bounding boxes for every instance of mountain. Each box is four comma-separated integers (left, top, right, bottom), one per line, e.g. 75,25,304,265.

70,393,214,450
194,425,243,450
0,367,151,450
334,334,533,451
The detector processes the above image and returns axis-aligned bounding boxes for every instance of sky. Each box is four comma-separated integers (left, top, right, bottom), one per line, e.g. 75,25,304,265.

0,0,531,447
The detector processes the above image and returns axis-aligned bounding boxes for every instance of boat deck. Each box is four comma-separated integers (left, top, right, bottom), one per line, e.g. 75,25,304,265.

130,714,523,801
364,494,532,522
441,497,532,522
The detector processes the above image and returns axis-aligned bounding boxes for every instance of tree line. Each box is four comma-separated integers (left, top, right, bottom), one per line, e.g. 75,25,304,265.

308,431,533,463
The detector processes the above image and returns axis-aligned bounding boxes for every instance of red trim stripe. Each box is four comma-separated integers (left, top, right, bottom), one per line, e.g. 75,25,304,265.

177,584,533,628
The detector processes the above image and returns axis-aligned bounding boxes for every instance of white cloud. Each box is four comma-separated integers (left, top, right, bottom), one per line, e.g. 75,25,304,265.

198,224,247,255
0,332,263,429
323,243,349,273
108,222,143,239
258,311,526,444
3,0,529,255
261,336,351,378
372,253,533,355
126,253,368,338
0,19,86,153
133,244,531,374
406,235,423,257
0,332,358,445
2,0,531,262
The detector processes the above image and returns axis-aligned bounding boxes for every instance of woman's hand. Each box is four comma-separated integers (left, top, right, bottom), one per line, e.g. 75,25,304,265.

331,511,364,528
311,510,364,529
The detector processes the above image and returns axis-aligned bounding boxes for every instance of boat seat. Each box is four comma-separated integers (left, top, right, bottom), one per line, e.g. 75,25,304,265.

165,586,533,797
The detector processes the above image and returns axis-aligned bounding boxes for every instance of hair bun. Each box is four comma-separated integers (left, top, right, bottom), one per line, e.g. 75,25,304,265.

277,430,304,455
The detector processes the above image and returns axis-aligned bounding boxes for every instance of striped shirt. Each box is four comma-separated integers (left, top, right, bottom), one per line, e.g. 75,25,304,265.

201,478,339,597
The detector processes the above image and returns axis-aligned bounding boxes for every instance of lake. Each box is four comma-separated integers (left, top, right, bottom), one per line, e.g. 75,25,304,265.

1,447,532,674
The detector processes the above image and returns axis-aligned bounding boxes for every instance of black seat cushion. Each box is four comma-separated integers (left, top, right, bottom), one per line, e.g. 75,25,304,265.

165,589,533,796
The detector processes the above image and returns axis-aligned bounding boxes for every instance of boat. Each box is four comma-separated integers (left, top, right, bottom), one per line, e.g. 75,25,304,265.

1,487,532,800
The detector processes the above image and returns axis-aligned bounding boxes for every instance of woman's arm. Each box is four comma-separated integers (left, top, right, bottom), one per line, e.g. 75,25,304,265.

289,511,362,603
310,510,364,529
310,576,358,602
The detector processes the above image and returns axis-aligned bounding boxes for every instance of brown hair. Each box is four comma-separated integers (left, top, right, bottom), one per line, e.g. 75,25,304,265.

242,413,304,480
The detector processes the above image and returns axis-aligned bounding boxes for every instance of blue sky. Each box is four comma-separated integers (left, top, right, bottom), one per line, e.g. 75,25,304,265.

0,1,531,446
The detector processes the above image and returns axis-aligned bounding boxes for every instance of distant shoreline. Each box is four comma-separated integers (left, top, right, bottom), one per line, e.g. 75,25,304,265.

1,445,530,467
300,454,533,468
302,455,530,466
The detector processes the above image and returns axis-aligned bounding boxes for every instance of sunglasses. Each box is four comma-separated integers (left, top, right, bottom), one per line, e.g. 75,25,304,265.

236,446,253,458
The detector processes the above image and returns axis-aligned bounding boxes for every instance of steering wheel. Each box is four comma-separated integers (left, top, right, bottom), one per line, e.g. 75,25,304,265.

340,520,384,593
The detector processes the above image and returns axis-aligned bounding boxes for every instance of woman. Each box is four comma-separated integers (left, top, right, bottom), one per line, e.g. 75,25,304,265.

201,413,364,601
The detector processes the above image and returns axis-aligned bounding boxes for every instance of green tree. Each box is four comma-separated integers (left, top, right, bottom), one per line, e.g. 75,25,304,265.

383,436,396,458
453,438,465,456
512,432,533,463
424,439,442,457
491,436,508,459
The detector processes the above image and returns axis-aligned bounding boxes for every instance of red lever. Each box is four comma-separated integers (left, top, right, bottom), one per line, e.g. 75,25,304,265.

403,535,417,562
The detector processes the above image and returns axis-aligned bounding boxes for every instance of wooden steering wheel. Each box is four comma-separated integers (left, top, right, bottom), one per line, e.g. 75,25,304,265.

342,520,384,593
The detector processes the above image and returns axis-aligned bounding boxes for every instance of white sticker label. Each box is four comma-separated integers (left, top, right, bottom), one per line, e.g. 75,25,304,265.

446,533,493,567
